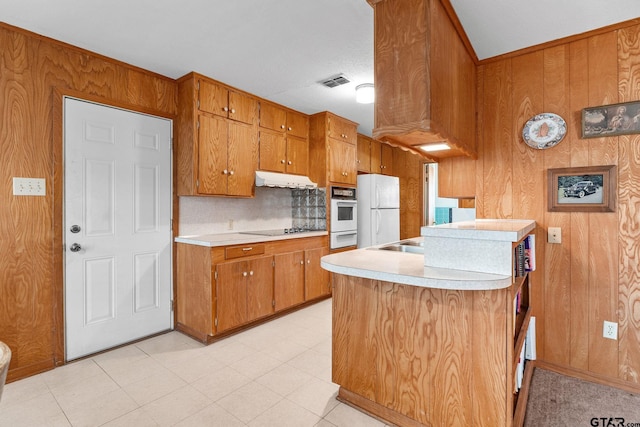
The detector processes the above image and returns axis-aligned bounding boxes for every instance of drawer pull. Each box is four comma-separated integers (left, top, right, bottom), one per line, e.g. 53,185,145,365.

242,247,253,252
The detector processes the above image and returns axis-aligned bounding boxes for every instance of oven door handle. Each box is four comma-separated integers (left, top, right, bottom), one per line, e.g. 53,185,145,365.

336,201,357,206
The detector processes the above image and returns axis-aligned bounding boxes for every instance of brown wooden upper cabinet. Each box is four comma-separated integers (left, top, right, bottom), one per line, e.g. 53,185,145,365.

308,111,358,187
259,102,309,176
370,0,477,161
199,79,257,125
175,72,258,197
357,133,393,175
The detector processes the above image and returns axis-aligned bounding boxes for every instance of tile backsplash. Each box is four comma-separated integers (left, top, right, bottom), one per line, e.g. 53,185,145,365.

178,187,326,236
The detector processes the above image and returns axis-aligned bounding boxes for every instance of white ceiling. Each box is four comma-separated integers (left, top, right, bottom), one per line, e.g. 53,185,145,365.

2,0,640,136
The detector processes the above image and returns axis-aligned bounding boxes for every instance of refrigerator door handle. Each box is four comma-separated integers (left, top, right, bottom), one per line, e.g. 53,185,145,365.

376,210,381,234
375,186,380,208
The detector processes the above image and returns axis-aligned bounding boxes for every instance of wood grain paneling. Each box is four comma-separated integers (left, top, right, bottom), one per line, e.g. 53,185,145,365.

459,23,640,392
617,25,640,384
0,23,177,381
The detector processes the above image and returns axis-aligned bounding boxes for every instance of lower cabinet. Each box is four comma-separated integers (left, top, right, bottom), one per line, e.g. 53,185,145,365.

216,255,274,333
176,236,330,343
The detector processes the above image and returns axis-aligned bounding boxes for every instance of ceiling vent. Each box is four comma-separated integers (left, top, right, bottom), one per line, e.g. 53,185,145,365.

320,74,350,88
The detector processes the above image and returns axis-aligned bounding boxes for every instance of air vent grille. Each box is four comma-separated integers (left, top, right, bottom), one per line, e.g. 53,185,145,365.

320,74,350,88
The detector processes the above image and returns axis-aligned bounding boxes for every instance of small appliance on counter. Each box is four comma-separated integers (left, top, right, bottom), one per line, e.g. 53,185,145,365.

357,174,400,248
330,186,357,249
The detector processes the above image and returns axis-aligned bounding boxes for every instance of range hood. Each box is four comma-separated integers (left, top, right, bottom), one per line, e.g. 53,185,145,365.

255,171,317,189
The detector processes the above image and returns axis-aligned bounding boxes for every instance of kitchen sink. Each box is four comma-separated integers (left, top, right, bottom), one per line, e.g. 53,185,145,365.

374,239,424,254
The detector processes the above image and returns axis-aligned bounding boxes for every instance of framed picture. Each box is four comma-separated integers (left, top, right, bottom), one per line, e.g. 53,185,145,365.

547,165,617,212
582,101,640,138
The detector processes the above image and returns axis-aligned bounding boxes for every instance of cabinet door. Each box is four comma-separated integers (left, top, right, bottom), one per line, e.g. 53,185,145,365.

285,135,309,176
327,115,357,144
286,110,309,139
199,79,229,117
328,138,356,185
198,114,228,195
305,247,330,300
229,90,258,125
228,121,258,196
246,256,274,321
274,251,305,311
260,102,287,132
370,139,382,173
381,143,394,175
259,129,287,173
357,134,372,173
216,259,248,333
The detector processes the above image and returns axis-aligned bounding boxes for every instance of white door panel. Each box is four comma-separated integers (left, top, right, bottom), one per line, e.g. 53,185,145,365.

64,97,172,360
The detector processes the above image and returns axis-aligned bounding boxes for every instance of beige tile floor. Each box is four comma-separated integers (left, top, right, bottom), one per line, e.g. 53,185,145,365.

0,299,388,427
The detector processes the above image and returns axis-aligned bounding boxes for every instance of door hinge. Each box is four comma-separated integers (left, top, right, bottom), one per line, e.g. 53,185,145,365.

272,300,275,307
196,179,200,188
214,317,218,327
171,299,175,311
197,99,200,109
197,120,200,129
171,218,174,231
272,260,275,267
170,138,174,151
214,270,218,280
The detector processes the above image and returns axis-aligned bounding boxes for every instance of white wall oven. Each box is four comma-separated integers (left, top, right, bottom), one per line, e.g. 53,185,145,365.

330,186,357,248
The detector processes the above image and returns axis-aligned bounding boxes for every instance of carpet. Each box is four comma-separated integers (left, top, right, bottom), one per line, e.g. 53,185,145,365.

524,367,640,427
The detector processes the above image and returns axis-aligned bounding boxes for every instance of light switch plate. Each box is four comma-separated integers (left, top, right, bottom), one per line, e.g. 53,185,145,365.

548,227,561,244
13,177,46,196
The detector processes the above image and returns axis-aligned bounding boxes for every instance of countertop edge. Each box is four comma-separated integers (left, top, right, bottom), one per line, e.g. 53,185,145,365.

175,230,328,247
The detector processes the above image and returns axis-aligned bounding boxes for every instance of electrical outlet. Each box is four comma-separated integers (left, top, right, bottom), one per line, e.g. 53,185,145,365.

603,320,618,340
13,177,46,196
547,227,561,244
228,219,234,230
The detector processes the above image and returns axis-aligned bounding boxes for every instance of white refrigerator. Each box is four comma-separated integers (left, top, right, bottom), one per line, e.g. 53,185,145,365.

357,174,400,248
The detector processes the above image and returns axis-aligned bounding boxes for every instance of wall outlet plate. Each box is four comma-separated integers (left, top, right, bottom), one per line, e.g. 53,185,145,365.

603,320,618,340
13,177,46,196
547,227,561,244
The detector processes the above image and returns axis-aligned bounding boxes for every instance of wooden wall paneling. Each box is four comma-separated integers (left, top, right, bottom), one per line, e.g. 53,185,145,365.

475,66,486,217
0,23,178,381
393,149,424,239
568,38,592,370
331,273,351,386
480,60,513,219
617,24,640,383
542,46,573,365
586,31,620,378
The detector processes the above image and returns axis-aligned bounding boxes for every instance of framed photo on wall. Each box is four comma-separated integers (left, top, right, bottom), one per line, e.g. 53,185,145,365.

547,165,617,212
582,101,640,138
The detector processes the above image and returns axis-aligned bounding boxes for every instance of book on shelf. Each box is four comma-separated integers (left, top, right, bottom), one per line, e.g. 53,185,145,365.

524,234,536,272
525,316,537,360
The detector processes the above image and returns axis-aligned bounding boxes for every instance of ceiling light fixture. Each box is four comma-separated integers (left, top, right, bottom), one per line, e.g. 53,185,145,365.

420,143,450,152
355,83,375,104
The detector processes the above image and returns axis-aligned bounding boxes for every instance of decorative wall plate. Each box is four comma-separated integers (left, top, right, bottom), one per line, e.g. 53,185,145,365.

522,113,567,149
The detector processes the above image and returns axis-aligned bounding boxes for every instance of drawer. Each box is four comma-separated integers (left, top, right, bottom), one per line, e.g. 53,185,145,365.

225,244,266,259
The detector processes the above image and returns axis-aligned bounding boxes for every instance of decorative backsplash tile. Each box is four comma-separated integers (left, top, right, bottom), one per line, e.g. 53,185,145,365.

292,188,326,231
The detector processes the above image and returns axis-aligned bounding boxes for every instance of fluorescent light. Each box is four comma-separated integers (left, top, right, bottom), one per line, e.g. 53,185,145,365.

420,143,450,152
355,83,375,104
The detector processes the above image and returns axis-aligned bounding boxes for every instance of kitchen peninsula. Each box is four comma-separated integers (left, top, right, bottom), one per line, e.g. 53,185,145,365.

322,219,536,427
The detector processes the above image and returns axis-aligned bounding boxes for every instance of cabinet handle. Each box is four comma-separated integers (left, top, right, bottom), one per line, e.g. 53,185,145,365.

287,161,292,165
307,259,311,264
223,106,229,112
243,271,248,277
229,170,234,175
281,124,286,129
231,108,236,114
242,247,253,252
287,127,292,131
249,271,254,276
281,159,286,164
300,260,304,265
223,169,228,175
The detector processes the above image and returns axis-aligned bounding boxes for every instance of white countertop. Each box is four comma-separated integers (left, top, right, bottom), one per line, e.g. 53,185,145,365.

321,238,513,290
421,219,536,242
175,230,328,247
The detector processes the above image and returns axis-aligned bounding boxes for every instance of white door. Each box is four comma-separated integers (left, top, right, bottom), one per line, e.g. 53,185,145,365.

64,97,172,361
372,208,400,246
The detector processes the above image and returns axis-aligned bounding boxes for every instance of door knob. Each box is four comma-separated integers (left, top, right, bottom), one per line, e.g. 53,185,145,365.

70,225,81,233
70,243,82,252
